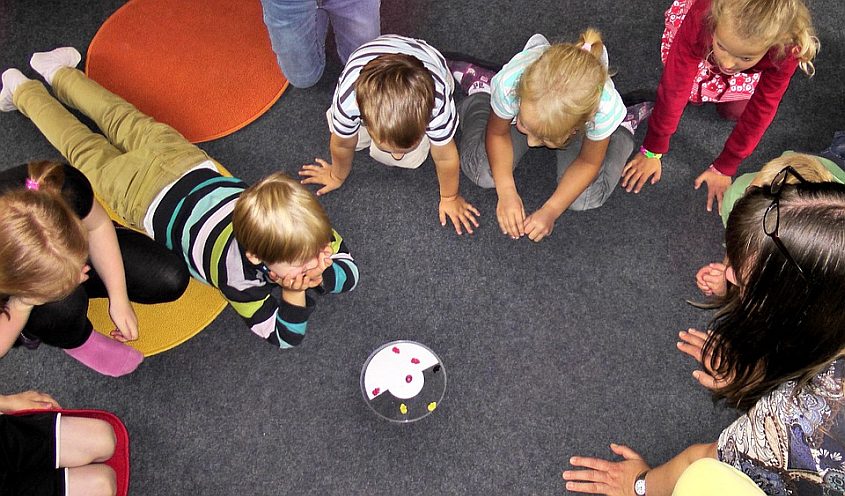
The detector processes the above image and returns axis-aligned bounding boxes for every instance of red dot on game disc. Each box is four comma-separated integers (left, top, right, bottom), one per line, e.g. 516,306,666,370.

372,388,380,396
392,347,400,354
405,375,412,383
411,358,420,364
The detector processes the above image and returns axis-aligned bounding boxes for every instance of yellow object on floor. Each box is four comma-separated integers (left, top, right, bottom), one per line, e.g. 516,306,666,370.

86,165,231,357
672,459,765,496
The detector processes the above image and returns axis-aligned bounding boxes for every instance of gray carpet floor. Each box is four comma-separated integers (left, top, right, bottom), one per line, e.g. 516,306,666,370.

1,0,843,494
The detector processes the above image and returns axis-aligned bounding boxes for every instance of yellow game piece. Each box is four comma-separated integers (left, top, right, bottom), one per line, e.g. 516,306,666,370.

427,402,437,412
399,403,408,415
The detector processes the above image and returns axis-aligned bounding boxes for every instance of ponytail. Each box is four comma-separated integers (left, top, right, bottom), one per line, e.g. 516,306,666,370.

26,160,66,193
579,28,605,63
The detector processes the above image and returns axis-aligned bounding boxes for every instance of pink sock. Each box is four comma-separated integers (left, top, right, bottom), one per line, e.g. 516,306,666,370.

64,331,143,377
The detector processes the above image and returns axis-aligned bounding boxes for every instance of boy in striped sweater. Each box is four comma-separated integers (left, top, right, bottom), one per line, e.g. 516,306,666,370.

298,34,480,236
1,48,359,349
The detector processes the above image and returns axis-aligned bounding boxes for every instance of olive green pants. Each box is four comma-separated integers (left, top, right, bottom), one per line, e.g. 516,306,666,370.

14,68,210,228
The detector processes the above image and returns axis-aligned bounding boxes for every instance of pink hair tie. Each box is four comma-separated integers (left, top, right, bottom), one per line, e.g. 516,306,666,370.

581,42,592,52
25,178,40,191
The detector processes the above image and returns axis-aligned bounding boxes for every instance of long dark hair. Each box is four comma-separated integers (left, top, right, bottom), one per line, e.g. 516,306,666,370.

704,182,845,410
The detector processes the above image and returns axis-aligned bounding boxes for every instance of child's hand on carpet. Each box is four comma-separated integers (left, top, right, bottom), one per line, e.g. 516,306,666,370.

299,158,345,196
0,390,61,413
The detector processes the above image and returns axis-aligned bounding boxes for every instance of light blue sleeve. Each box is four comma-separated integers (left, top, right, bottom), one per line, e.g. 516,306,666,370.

586,46,626,141
490,47,546,121
586,80,626,141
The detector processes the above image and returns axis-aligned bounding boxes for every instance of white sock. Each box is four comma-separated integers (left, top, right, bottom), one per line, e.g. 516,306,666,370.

30,47,81,85
0,68,30,112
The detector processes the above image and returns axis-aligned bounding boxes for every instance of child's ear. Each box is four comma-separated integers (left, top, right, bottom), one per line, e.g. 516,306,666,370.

725,266,738,286
245,252,262,265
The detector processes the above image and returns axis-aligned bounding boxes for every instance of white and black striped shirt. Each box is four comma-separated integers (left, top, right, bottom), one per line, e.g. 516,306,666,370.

329,34,458,145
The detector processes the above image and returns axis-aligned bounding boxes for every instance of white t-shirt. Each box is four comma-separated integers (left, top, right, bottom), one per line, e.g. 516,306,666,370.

329,34,458,145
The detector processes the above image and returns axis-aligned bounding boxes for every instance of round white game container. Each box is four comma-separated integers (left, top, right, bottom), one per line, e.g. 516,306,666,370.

360,340,446,423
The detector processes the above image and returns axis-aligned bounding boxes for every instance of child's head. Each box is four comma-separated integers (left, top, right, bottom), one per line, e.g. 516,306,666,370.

706,181,845,410
750,153,835,188
233,172,333,273
515,29,608,149
0,161,88,306
709,0,818,75
355,54,435,154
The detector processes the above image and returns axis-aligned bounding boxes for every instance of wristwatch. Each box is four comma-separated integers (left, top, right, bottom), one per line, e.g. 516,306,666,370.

634,470,648,496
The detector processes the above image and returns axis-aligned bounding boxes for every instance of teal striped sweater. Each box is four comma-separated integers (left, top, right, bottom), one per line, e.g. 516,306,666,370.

150,168,358,348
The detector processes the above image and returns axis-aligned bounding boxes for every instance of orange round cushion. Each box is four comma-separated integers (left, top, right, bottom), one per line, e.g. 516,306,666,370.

86,0,288,143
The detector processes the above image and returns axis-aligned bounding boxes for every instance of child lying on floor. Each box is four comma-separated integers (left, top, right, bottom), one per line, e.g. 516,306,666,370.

0,47,359,350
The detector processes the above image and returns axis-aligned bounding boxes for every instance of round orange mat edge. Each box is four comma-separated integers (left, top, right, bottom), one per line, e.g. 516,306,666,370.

84,0,289,144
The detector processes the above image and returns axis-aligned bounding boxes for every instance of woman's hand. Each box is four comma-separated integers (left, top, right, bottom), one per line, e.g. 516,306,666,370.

695,262,727,297
563,443,650,495
677,328,734,389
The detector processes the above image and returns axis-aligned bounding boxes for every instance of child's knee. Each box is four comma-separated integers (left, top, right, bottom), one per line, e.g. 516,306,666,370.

716,100,748,121
85,465,117,496
94,465,117,496
460,158,495,189
89,419,117,462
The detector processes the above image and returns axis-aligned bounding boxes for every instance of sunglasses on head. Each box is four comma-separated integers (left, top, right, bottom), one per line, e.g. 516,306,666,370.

762,166,809,281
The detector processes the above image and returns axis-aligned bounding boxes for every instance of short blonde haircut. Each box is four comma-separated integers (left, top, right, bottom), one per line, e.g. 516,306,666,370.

355,53,435,149
516,28,608,148
232,172,332,264
752,153,836,186
0,161,88,309
710,0,819,76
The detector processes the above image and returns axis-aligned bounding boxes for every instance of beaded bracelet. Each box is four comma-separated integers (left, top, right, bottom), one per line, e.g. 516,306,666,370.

639,146,663,160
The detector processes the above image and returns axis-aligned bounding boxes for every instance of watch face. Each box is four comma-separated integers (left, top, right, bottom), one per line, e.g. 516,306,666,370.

634,478,647,496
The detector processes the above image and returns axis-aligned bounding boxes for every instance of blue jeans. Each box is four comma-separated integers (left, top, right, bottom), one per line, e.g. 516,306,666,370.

260,0,381,88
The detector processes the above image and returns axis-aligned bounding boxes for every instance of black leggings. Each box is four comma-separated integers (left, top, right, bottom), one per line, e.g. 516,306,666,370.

22,227,189,349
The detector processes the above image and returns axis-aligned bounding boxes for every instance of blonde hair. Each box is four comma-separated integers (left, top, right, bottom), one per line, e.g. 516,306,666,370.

753,153,836,186
355,54,435,149
710,0,819,76
0,161,88,311
516,28,608,148
232,172,333,264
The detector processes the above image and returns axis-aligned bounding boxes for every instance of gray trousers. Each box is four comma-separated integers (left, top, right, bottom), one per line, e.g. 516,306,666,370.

458,92,634,211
